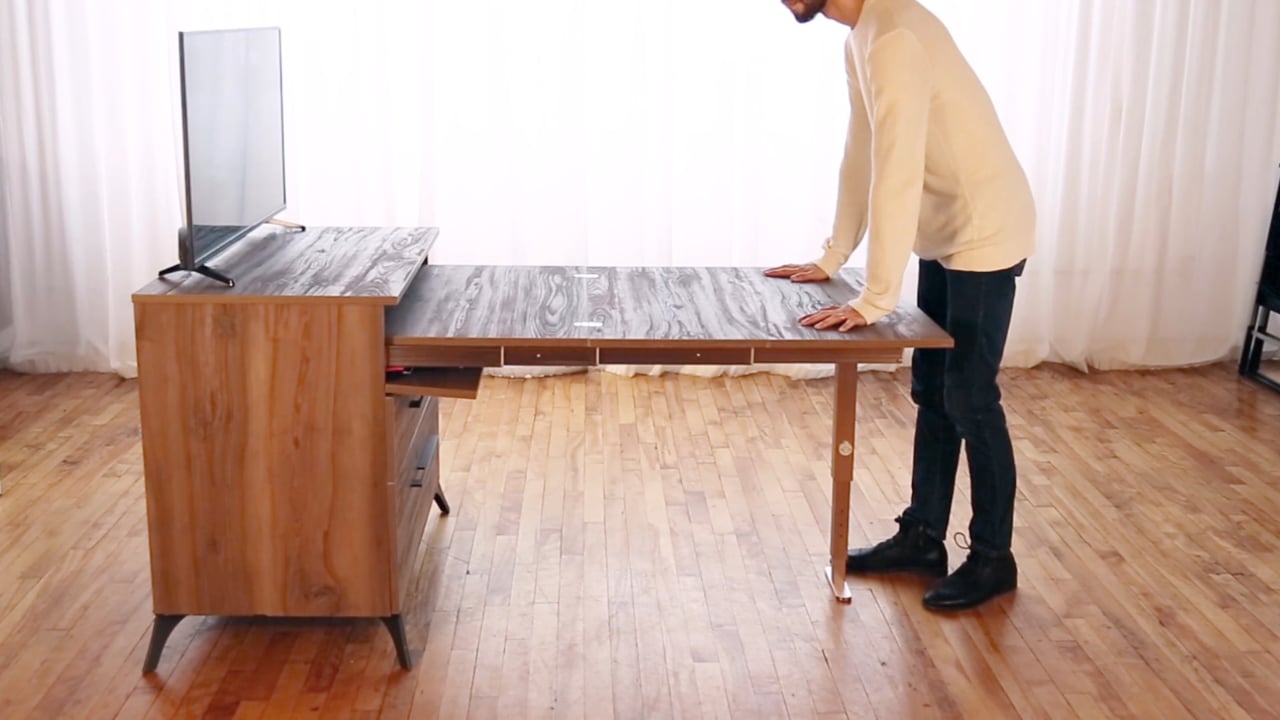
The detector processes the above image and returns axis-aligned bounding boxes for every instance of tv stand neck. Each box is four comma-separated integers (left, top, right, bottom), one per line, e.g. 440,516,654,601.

157,262,235,287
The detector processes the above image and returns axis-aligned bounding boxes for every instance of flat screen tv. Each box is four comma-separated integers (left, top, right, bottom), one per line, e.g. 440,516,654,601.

159,26,295,287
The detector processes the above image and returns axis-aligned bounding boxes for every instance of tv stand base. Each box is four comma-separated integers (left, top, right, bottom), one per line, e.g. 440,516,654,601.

157,262,235,287
267,217,306,232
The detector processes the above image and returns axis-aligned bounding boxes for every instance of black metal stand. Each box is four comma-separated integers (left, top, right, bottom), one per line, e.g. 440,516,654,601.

1238,167,1280,394
1239,300,1280,393
157,262,235,287
266,217,307,232
382,615,412,670
142,614,186,673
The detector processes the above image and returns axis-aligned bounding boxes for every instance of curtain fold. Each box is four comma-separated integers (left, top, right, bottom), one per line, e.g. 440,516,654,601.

1,0,1277,377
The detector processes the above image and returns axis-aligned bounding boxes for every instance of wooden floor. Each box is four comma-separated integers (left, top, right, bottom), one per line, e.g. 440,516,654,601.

1,362,1279,719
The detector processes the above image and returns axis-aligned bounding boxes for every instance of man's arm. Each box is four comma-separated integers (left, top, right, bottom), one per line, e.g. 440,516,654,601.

847,29,931,324
813,38,873,279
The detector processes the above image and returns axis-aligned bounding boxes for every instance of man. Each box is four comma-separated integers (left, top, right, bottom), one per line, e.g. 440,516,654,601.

766,0,1035,611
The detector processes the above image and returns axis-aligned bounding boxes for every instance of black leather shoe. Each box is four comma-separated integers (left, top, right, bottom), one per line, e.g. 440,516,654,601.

846,516,947,577
923,550,1017,611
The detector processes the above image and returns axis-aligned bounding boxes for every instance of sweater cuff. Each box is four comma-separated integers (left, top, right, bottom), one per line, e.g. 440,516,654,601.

813,245,847,279
847,295,892,325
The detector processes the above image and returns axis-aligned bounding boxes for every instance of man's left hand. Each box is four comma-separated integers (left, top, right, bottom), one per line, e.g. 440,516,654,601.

799,305,868,332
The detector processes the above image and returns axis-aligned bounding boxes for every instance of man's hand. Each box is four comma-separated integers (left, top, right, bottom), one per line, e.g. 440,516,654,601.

763,263,829,282
800,305,868,332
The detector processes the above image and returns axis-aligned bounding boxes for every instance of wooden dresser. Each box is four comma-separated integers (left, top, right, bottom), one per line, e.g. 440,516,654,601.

132,226,457,672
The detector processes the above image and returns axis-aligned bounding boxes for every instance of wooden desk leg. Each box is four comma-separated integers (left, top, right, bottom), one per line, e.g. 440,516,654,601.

826,362,858,603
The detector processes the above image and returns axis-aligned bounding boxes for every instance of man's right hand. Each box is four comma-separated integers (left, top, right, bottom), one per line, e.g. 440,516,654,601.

763,263,830,282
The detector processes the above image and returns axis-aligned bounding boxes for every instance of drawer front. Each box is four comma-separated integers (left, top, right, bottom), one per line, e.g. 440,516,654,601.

388,396,426,473
387,395,437,487
753,347,903,364
596,346,752,365
391,448,439,603
387,345,502,367
504,345,598,366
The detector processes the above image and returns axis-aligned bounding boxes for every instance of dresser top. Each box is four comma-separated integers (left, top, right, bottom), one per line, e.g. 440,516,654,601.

133,226,437,304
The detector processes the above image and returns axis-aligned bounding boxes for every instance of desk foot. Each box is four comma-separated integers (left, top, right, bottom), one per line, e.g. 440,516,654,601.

382,615,412,670
826,566,853,604
142,614,186,673
433,488,451,515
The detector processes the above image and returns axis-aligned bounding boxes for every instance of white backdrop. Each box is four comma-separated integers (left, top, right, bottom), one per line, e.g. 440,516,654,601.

1,0,1278,377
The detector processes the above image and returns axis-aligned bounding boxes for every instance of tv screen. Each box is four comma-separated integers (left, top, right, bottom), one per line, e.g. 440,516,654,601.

178,27,286,270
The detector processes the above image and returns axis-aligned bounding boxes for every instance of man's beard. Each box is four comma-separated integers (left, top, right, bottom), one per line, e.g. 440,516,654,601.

791,0,827,23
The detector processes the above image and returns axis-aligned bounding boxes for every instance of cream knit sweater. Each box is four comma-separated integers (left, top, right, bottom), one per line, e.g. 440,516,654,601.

813,0,1036,323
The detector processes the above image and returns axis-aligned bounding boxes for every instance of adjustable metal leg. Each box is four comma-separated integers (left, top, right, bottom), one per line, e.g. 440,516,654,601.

382,615,412,669
142,614,186,673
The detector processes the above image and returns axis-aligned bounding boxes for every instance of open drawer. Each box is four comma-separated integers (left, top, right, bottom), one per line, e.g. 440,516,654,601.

385,367,484,400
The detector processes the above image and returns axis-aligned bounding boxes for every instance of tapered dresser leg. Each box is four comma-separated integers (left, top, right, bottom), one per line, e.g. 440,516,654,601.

433,487,450,514
382,615,413,669
142,614,186,673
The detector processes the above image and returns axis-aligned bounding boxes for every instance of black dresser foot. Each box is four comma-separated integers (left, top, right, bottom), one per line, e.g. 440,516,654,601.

142,614,186,673
382,615,412,669
433,488,450,514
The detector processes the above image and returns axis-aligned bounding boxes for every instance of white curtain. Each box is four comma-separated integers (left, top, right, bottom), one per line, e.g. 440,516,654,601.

0,0,181,375
929,0,1280,370
1,0,1278,377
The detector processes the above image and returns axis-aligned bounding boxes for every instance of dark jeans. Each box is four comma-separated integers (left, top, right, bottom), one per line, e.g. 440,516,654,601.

901,257,1024,557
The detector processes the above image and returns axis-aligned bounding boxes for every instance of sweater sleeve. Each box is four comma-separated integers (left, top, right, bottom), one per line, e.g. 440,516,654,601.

847,30,931,324
813,36,872,279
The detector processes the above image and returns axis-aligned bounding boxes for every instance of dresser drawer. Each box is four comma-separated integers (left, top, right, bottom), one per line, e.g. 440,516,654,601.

387,395,436,486
390,443,439,601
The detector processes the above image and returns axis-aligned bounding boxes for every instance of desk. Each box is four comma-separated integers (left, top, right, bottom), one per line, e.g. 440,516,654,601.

131,227,950,673
384,264,951,604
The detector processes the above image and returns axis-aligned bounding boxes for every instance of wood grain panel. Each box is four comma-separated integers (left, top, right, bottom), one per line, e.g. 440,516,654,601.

133,300,394,617
133,226,437,304
385,265,951,351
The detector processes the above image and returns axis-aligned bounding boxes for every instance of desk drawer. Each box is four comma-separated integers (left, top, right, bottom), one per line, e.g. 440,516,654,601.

388,345,501,367
753,347,904,364
504,345,598,366
597,346,752,365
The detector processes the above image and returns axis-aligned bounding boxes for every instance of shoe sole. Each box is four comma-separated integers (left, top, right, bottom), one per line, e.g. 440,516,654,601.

922,583,1016,612
846,563,948,578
